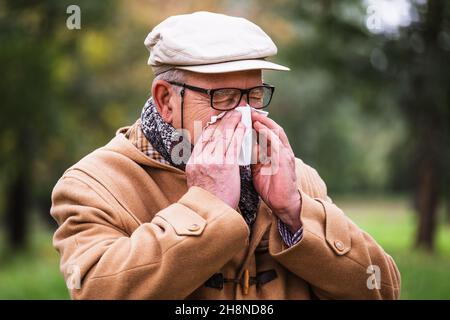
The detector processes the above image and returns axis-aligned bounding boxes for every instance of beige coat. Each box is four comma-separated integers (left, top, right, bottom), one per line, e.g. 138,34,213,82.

50,129,401,299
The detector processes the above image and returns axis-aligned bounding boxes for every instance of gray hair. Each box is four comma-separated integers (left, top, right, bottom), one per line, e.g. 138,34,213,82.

153,69,187,93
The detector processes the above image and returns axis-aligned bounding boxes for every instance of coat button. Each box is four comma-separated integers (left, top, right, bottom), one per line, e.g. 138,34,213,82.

188,223,200,232
334,240,345,251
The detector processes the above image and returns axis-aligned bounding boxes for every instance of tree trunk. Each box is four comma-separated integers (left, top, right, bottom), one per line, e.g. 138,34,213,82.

5,168,30,250
446,189,450,224
414,149,440,251
5,129,32,251
415,121,442,251
411,0,445,252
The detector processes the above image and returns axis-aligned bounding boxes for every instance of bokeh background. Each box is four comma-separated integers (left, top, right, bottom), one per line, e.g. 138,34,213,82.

0,0,449,299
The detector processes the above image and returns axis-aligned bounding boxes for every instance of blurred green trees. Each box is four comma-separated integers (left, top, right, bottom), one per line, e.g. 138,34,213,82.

0,0,449,252
0,0,121,248
380,0,450,250
256,0,450,251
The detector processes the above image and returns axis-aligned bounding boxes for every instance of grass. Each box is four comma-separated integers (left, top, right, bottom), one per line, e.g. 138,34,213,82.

337,195,450,300
0,228,69,299
0,195,449,299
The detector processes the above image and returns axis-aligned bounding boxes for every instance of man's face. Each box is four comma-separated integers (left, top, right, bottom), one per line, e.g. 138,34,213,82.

171,69,263,142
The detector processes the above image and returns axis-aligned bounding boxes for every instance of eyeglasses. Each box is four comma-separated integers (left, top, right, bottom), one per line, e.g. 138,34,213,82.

168,81,275,111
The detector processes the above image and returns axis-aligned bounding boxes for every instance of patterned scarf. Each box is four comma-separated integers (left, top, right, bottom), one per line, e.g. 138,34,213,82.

140,98,260,227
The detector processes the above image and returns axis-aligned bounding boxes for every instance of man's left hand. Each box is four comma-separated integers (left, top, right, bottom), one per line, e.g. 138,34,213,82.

251,111,302,233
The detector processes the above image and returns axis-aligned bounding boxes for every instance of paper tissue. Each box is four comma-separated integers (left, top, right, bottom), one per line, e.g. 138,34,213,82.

206,104,268,166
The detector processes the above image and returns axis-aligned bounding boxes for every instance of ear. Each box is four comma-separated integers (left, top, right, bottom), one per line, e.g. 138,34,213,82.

151,80,176,124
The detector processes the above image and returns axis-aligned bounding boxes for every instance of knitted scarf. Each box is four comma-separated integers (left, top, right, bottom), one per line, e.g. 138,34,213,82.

140,98,259,227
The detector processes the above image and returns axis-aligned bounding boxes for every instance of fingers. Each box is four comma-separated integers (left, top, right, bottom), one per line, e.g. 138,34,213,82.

253,120,283,175
251,111,293,154
194,111,239,153
190,110,243,164
217,111,242,138
201,114,224,144
251,133,260,164
253,120,281,157
208,110,242,155
225,122,246,163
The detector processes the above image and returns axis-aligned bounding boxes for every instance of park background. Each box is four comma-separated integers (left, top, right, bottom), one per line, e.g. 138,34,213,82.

0,0,449,299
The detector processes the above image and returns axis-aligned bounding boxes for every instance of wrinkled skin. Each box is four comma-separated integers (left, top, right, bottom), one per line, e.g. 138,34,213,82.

152,70,301,232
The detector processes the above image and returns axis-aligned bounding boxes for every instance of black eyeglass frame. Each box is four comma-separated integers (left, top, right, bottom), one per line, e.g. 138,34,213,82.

168,81,275,111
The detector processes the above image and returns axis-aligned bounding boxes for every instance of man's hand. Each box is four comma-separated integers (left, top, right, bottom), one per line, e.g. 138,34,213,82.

186,111,246,209
251,111,302,233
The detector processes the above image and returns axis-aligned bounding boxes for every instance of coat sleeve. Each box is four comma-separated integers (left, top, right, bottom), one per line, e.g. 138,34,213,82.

50,173,249,299
268,159,401,300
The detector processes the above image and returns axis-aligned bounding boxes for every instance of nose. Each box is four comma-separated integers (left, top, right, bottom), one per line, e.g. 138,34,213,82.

237,93,249,107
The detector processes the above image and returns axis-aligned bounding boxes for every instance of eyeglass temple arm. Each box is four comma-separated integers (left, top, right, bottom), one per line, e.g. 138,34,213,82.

180,84,185,129
168,81,209,95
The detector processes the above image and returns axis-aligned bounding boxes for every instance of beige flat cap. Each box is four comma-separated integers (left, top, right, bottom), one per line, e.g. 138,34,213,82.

144,11,290,75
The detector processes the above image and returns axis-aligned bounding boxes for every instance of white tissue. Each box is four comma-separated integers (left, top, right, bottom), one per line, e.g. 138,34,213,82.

206,104,269,166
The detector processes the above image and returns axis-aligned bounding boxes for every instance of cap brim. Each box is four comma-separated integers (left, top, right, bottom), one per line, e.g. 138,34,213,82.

174,59,290,73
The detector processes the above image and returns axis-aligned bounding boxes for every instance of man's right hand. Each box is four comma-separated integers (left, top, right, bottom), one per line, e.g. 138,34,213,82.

186,111,245,209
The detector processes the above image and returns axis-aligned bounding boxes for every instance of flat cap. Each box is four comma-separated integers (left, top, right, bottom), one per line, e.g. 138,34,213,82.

144,11,290,75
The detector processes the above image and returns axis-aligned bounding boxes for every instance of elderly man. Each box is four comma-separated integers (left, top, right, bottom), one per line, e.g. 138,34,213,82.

51,11,400,299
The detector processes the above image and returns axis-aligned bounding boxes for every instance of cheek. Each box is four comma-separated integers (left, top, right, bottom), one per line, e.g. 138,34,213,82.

187,105,217,128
